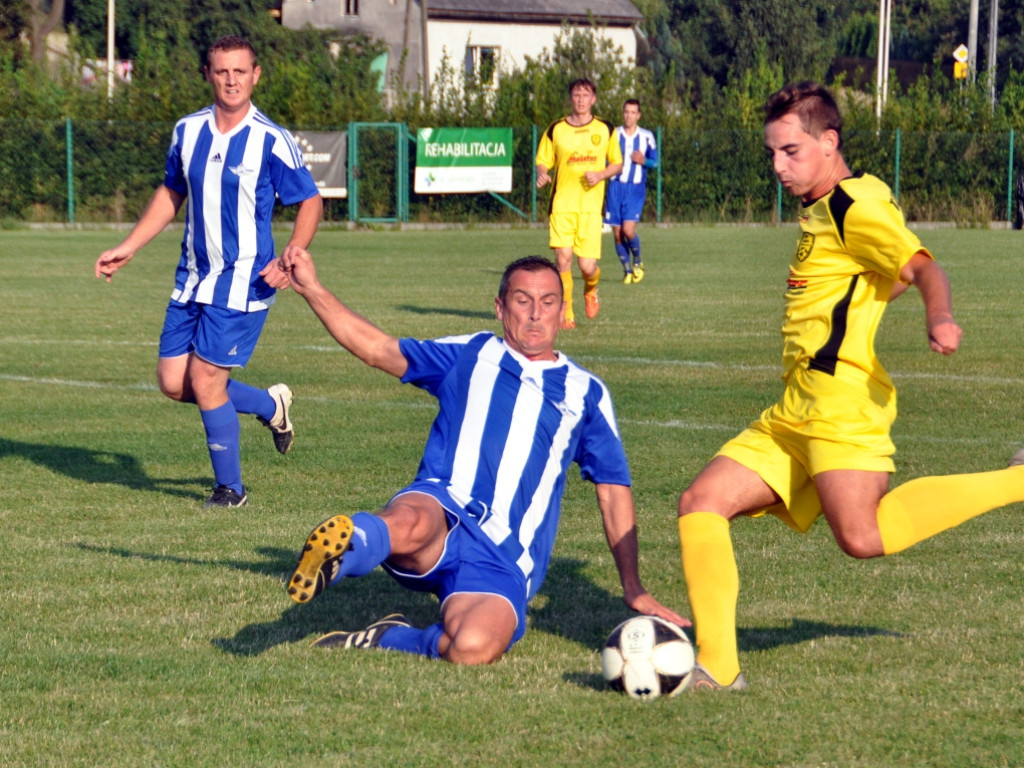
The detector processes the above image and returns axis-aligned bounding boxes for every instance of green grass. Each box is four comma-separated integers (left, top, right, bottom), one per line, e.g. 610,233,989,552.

2,226,1022,768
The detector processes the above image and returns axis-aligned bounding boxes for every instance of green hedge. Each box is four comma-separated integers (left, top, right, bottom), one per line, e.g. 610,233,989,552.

2,118,1020,226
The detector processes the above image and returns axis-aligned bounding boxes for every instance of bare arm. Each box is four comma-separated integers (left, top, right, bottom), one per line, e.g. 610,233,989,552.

536,164,552,189
278,246,408,378
899,251,962,355
596,482,691,628
282,193,323,253
94,185,184,282
584,162,623,188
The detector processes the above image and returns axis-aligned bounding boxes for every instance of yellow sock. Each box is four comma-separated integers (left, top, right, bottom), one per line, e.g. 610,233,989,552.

877,466,1024,554
678,512,741,685
584,267,600,294
560,270,574,319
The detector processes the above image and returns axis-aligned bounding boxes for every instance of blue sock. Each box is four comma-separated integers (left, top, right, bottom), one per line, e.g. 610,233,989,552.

627,235,642,265
330,512,391,584
378,622,444,659
226,379,275,420
615,242,631,271
200,402,242,492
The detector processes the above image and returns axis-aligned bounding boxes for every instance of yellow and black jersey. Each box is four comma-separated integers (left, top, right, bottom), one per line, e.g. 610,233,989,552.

782,172,930,391
535,116,622,215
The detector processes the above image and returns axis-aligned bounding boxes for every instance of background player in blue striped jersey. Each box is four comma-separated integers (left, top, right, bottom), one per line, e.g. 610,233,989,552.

279,251,688,664
95,36,322,508
605,99,658,284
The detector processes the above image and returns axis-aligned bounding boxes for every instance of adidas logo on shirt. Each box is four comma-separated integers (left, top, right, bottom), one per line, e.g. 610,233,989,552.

211,152,223,163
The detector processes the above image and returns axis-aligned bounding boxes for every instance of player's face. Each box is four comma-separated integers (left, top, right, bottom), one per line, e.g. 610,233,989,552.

622,103,641,129
206,48,261,114
764,113,838,202
570,86,597,118
495,269,564,361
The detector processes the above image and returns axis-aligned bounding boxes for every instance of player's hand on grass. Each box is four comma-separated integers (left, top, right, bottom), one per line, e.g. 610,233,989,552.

625,589,692,629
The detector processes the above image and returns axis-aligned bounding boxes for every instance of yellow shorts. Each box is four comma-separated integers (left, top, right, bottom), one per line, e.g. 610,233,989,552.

548,212,603,261
717,367,897,532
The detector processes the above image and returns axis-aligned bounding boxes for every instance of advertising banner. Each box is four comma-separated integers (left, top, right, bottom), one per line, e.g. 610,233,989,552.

415,127,513,194
290,131,348,198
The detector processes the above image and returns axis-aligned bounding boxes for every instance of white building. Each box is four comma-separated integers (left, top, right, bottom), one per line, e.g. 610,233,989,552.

278,0,643,96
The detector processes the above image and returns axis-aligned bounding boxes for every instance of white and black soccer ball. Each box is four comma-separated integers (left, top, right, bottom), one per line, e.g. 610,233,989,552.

601,615,695,700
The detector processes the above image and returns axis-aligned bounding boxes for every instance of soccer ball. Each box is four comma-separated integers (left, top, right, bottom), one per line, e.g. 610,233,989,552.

601,616,695,700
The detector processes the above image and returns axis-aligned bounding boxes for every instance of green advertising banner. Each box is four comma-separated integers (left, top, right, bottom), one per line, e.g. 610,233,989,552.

415,127,513,194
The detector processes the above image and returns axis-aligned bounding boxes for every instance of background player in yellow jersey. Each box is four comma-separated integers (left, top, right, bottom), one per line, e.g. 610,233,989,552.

675,81,1024,691
536,78,623,329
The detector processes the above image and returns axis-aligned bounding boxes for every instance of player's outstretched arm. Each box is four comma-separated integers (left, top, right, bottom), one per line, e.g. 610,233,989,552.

596,483,691,628
263,194,324,291
94,185,184,282
276,246,408,378
899,251,962,355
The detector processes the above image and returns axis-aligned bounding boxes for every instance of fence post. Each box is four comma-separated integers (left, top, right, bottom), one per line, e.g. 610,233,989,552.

65,117,75,225
656,125,662,223
1006,128,1015,223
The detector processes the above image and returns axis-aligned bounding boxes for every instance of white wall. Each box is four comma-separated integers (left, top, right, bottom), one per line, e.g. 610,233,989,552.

427,20,636,86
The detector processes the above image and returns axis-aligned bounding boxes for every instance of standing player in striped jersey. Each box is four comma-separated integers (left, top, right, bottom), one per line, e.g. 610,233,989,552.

280,252,687,664
676,81,1024,691
95,36,322,508
536,78,623,329
605,99,658,284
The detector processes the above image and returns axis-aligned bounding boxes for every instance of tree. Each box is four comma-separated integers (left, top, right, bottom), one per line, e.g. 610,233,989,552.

25,0,64,64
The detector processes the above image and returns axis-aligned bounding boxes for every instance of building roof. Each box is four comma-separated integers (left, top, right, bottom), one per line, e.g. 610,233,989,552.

426,0,643,26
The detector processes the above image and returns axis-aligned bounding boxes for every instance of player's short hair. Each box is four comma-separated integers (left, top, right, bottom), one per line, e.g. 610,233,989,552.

623,98,641,112
206,35,258,68
764,81,843,150
568,78,597,95
499,256,562,302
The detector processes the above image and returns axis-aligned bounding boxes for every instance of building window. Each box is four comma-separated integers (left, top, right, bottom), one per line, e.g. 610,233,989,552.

465,45,499,87
344,0,358,16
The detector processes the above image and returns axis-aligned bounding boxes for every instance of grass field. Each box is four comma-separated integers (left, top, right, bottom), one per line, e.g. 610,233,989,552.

2,225,1022,768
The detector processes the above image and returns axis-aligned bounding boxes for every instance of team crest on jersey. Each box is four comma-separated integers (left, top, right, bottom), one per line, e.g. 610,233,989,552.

591,134,601,146
796,232,814,262
229,164,254,176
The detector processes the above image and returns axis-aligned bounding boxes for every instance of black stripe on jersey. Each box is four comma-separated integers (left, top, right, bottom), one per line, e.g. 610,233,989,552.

829,183,855,245
808,274,859,376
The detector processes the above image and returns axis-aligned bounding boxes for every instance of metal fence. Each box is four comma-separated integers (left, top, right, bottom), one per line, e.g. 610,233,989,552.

1,118,1021,225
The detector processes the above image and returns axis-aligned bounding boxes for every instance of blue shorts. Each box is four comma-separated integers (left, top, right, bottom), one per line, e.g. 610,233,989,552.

604,181,647,226
381,480,529,650
158,300,268,368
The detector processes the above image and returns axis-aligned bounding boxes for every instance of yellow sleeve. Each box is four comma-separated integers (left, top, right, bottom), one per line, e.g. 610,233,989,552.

607,127,623,165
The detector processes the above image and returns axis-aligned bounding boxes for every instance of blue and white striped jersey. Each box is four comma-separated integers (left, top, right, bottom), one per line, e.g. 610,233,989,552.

163,103,319,312
399,331,631,598
613,126,658,186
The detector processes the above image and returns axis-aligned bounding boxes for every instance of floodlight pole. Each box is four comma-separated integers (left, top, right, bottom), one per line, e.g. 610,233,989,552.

106,0,115,100
875,0,892,122
987,0,999,108
968,0,979,82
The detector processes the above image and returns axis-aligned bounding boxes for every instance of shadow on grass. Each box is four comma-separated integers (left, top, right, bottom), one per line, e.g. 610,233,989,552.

1,437,206,501
565,619,907,693
395,304,495,321
70,540,904,669
70,540,641,658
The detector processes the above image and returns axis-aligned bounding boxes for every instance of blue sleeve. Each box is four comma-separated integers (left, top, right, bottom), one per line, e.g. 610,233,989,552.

162,123,188,196
645,140,659,170
399,335,482,397
574,378,631,486
269,133,320,206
